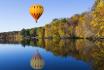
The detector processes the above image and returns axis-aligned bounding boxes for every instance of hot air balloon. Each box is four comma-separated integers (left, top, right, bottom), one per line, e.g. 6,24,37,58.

30,50,45,70
29,4,44,23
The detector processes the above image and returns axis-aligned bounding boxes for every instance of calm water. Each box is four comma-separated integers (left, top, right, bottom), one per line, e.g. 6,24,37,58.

0,39,103,70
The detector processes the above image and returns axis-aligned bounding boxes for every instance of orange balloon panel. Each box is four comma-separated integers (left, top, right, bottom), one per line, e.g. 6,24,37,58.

29,4,44,23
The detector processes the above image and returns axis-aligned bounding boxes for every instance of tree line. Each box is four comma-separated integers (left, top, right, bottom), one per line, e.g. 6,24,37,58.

20,0,104,39
20,17,80,39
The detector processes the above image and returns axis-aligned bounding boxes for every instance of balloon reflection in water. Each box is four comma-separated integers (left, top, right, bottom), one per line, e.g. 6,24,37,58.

30,50,45,70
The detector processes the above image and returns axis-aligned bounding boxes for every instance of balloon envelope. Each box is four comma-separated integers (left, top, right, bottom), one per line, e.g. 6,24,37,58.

29,4,44,23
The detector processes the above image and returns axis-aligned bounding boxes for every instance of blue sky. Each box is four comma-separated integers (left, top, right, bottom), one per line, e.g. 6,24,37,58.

0,0,95,32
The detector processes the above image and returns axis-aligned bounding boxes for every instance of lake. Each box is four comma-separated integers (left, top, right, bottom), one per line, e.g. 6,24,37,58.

0,39,103,70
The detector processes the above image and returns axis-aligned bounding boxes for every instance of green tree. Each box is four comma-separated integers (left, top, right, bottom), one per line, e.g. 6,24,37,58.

30,28,36,37
25,29,30,36
21,29,26,37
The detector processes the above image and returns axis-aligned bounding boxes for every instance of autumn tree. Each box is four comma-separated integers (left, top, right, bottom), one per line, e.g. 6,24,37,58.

91,0,104,37
37,27,45,38
68,14,79,38
44,24,52,38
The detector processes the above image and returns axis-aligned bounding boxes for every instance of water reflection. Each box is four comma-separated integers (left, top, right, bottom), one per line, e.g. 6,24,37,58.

0,39,104,70
30,50,45,70
20,39,104,70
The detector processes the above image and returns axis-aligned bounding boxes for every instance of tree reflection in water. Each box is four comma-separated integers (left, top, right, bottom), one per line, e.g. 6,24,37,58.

20,39,104,70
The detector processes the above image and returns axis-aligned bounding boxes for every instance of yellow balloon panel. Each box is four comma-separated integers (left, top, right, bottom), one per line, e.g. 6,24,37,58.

29,4,44,23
